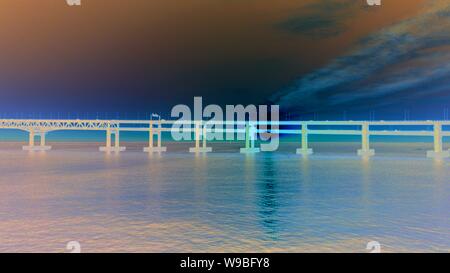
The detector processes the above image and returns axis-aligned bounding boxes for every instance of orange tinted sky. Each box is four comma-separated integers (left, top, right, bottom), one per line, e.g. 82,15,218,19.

0,0,431,113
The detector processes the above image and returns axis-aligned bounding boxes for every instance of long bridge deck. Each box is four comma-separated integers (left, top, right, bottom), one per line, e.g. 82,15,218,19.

0,119,449,158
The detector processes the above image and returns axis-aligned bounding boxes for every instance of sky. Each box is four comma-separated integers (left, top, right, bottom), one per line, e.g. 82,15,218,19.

0,0,448,120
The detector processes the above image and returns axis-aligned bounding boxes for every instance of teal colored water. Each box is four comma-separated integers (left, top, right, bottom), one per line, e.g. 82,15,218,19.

0,129,448,143
0,142,448,252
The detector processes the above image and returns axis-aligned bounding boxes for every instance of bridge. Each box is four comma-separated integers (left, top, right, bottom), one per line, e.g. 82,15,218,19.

0,119,449,159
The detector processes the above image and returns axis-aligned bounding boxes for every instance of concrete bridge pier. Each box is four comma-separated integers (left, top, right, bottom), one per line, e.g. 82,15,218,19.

100,128,126,152
296,122,313,156
23,130,52,151
190,122,212,153
240,123,260,154
427,122,449,159
144,120,167,153
357,122,375,157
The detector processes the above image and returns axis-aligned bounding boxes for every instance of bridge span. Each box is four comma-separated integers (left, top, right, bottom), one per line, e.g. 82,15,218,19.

0,119,449,159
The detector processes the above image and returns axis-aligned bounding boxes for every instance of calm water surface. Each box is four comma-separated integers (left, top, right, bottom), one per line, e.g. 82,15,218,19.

0,142,449,252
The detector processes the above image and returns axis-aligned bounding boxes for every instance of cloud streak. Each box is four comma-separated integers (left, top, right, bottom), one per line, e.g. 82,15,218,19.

272,0,450,114
277,0,359,38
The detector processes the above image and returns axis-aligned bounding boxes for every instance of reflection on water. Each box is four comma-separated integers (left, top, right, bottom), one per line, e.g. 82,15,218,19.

256,155,280,239
0,143,449,252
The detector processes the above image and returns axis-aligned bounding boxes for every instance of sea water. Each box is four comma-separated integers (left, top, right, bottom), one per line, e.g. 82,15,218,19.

0,142,448,252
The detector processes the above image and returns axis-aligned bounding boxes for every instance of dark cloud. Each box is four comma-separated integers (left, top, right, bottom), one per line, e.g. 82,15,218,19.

277,0,358,38
272,0,450,116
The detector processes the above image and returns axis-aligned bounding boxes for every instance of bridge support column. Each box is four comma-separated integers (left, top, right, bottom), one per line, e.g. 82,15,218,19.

427,122,449,159
22,130,35,150
23,130,51,151
39,132,52,150
296,122,313,155
144,119,167,153
114,130,126,151
190,121,212,153
29,130,35,147
357,122,375,156
240,123,260,153
100,128,125,152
